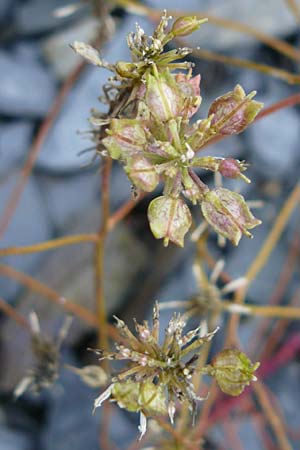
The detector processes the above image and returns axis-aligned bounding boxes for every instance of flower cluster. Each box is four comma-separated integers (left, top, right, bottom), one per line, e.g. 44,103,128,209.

93,304,259,438
73,13,263,247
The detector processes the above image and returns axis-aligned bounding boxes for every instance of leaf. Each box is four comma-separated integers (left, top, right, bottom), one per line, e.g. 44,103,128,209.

148,196,192,247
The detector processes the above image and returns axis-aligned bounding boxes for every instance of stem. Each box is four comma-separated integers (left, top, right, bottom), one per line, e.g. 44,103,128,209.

107,193,146,231
222,300,300,320
0,234,99,257
245,183,300,285
285,0,300,22
253,381,292,450
189,47,300,84
226,183,300,345
0,296,29,329
95,158,112,349
0,263,98,326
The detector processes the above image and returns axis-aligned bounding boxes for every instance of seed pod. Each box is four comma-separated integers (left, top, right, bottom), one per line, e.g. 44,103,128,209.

201,188,261,245
171,16,207,37
209,349,260,396
148,196,192,247
208,85,263,135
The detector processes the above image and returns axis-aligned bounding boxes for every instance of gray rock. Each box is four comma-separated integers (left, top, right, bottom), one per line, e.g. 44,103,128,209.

42,17,101,80
36,16,153,172
0,428,32,450
14,0,86,35
42,352,100,450
13,40,41,62
0,0,12,21
0,173,52,300
36,170,100,230
247,103,300,181
0,50,57,118
0,121,33,175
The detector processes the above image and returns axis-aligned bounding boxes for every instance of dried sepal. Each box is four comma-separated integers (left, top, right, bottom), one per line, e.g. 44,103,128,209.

67,365,108,388
71,41,108,68
201,188,261,245
207,349,260,396
208,84,263,135
148,196,192,247
14,313,72,398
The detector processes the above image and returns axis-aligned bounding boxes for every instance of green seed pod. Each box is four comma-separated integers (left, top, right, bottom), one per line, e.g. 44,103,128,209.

210,349,260,396
171,16,207,37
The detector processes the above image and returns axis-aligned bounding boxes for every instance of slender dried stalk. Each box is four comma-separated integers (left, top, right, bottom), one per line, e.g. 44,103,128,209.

95,158,112,349
285,0,300,22
221,300,300,320
253,381,292,450
190,47,300,84
226,183,300,346
107,193,146,232
0,263,98,326
0,297,29,329
0,234,99,258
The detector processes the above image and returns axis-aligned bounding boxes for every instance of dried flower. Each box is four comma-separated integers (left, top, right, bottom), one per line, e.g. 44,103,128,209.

67,364,108,388
14,313,72,398
92,304,259,437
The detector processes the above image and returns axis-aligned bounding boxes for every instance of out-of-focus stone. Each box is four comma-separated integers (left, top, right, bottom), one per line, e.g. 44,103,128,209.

36,170,100,231
247,104,300,181
0,121,33,175
14,0,86,35
0,428,33,450
42,17,101,80
0,50,57,118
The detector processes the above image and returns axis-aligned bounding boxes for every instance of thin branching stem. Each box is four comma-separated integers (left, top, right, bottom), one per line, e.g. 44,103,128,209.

95,157,112,350
0,297,29,330
253,381,293,450
221,300,300,320
226,183,300,346
0,234,99,257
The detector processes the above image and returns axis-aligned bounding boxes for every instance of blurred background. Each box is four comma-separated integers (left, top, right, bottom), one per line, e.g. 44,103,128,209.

0,0,300,449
